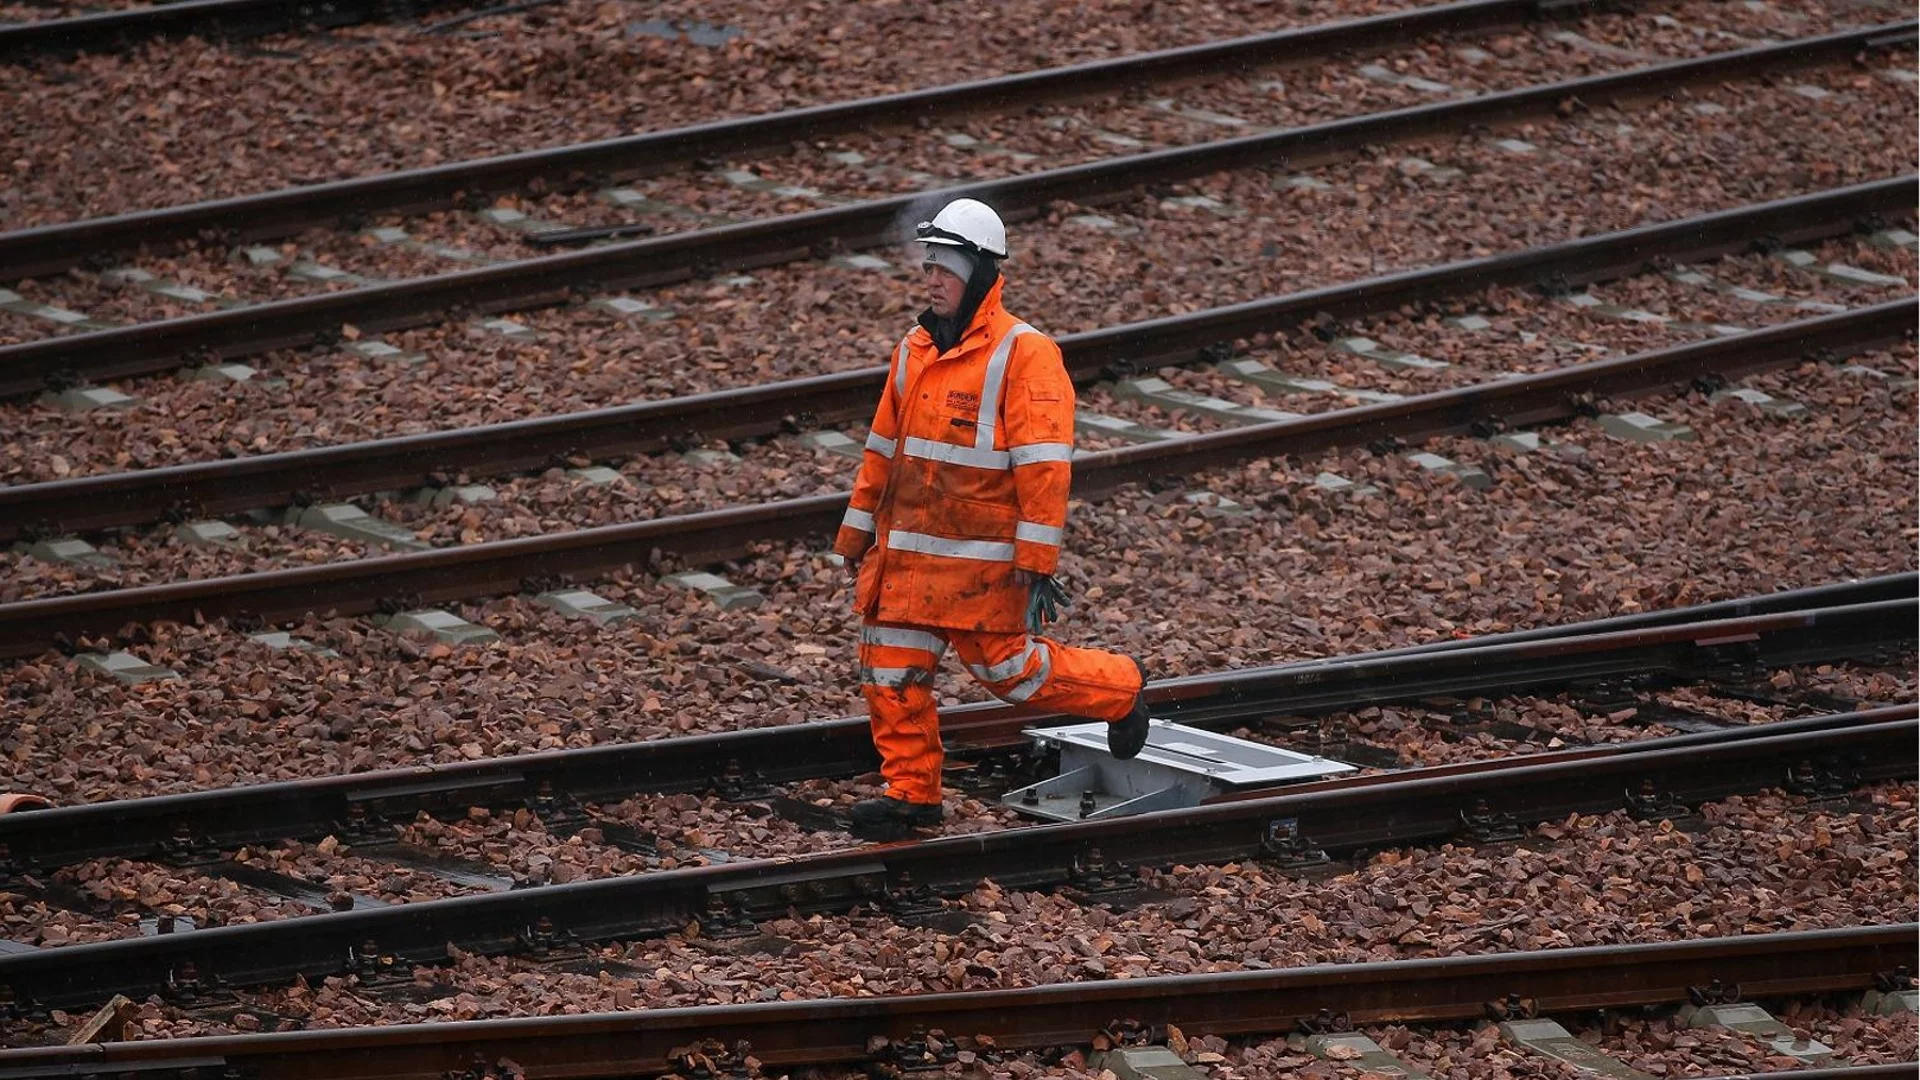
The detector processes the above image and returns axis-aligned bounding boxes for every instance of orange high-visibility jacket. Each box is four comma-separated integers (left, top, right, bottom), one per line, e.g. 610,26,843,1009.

833,279,1075,633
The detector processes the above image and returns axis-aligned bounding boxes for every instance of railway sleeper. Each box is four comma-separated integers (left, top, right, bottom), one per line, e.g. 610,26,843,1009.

1863,967,1918,1016
1678,985,1837,1064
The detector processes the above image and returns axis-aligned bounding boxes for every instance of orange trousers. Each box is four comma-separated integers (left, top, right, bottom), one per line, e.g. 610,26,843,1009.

857,620,1142,805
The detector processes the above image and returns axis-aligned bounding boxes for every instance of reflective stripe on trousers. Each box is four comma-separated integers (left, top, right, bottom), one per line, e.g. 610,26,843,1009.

859,621,1046,703
857,620,1144,804
969,640,1052,702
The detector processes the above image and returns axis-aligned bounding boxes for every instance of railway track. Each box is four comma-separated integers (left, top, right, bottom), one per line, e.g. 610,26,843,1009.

0,0,483,58
0,575,1909,867
2,0,1912,1066
3,16,1908,616
7,0,1877,230
2,1,1886,277
0,708,1907,1009
0,287,1907,657
0,178,1910,542
0,21,1910,392
0,926,1910,1078
0,2,1896,814
0,0,1601,270
0,577,1909,1009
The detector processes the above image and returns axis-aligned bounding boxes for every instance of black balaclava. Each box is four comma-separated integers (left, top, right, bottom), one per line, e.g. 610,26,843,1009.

918,251,1002,354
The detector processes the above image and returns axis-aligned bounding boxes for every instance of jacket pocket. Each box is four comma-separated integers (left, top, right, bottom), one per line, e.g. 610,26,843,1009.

1011,378,1071,441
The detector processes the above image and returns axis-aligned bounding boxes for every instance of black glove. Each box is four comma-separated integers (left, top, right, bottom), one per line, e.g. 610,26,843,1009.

1024,573,1071,635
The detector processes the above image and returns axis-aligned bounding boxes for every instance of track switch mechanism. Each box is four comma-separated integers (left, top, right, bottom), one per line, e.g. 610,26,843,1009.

1002,719,1353,822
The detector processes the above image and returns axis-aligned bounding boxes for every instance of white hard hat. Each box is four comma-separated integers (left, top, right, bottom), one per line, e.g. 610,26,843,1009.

915,197,1008,259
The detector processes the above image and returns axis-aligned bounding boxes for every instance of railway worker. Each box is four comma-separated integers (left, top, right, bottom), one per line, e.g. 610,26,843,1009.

832,197,1151,842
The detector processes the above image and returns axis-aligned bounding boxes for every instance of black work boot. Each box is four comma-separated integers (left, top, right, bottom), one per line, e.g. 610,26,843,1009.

1107,657,1151,761
848,796,944,841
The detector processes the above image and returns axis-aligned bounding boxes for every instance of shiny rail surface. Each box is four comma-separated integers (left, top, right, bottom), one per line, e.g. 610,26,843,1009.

0,927,1909,1079
0,23,1909,395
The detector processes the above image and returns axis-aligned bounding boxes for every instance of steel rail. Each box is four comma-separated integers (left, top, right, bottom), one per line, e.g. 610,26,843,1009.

1205,701,1916,803
0,292,1907,659
1073,295,1918,497
0,0,474,58
1,574,1907,863
0,583,1907,868
0,716,1907,1008
3,179,1911,542
1,701,1908,868
0,928,1908,1080
0,0,1591,277
1146,573,1917,682
1112,601,1918,719
0,23,1909,396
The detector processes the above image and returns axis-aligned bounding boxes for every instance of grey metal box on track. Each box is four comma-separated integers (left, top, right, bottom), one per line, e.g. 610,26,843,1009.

1003,719,1354,822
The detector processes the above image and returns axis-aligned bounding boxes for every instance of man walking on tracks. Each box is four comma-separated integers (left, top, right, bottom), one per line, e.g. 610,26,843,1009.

832,197,1151,842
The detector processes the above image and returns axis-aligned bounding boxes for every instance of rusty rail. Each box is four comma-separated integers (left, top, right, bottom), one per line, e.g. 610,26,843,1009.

0,927,1909,1079
0,577,1908,869
0,23,1909,396
3,178,1911,541
0,0,1588,276
0,703,1909,1009
0,291,1907,659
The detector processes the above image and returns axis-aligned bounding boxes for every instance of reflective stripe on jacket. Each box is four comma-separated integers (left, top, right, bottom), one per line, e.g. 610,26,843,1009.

832,278,1074,632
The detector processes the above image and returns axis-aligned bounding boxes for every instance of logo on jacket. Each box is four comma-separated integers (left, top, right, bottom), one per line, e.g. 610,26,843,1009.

946,390,981,413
